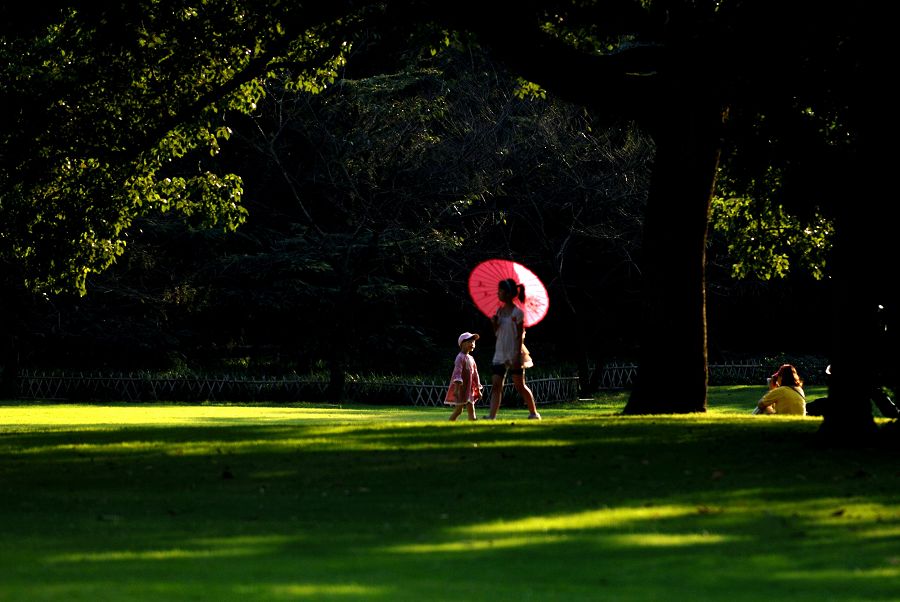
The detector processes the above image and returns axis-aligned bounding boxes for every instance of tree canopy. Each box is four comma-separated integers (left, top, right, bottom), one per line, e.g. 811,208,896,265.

16,42,656,392
0,1,864,293
1,1,359,293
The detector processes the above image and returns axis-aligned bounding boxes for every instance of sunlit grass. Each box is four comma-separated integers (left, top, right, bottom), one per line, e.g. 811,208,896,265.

557,385,830,416
1,388,897,601
457,505,698,534
0,403,418,427
237,583,387,597
0,383,833,429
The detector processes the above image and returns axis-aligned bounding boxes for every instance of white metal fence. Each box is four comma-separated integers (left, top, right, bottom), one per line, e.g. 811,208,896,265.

597,360,827,387
401,376,580,407
15,370,580,406
14,360,826,405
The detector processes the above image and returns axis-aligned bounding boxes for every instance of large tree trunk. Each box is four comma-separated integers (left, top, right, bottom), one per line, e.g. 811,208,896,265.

625,96,724,414
821,196,882,442
818,25,896,444
819,157,890,443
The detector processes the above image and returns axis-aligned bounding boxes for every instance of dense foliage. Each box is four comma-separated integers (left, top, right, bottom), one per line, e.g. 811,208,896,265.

2,3,893,431
0,2,363,294
24,45,656,383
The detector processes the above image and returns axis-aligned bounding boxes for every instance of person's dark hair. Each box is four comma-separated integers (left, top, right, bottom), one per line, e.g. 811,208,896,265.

499,278,525,302
777,364,803,388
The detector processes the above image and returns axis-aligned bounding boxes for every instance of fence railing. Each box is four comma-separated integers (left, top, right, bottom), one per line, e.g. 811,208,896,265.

400,376,581,407
596,361,771,388
14,360,827,405
597,360,828,387
15,370,580,406
595,362,639,389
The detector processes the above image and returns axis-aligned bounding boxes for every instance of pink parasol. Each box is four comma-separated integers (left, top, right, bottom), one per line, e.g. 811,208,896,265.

467,259,549,328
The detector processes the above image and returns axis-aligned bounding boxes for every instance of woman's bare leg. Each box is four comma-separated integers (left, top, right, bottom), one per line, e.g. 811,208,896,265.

513,374,539,417
488,374,505,419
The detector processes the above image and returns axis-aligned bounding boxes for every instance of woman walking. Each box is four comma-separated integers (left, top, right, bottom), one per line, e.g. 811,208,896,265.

485,278,540,420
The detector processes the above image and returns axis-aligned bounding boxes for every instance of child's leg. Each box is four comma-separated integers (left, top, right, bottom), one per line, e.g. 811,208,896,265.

466,403,477,420
513,373,539,417
449,405,463,421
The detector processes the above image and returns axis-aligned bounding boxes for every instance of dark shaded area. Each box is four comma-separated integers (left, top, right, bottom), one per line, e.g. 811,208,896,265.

1,417,898,599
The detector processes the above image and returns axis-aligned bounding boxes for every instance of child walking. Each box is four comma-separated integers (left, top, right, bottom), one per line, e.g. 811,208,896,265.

445,332,482,421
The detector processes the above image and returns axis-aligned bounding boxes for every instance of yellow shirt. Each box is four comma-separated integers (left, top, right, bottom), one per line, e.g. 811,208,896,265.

760,386,806,415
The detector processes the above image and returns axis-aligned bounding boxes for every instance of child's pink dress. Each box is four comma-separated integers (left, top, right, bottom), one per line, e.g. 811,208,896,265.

444,352,483,405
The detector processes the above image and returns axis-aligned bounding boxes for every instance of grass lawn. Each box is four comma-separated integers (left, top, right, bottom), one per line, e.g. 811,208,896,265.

1,386,898,601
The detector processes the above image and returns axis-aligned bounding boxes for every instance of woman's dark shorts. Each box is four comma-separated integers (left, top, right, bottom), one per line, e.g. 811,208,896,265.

492,363,524,377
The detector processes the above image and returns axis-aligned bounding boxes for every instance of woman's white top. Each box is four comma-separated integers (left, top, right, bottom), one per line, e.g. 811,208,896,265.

492,306,526,366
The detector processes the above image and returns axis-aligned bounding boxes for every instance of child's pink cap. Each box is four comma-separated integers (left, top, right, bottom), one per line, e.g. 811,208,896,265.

457,332,480,346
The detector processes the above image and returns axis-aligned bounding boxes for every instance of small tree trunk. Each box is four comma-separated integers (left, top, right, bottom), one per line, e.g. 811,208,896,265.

325,359,346,402
0,286,21,398
0,333,18,398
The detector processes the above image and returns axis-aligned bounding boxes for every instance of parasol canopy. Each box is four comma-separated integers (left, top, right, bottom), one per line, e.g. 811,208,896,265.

467,259,549,328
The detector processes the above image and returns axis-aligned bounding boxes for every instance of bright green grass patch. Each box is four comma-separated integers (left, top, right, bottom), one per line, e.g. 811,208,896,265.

559,385,829,416
1,388,897,601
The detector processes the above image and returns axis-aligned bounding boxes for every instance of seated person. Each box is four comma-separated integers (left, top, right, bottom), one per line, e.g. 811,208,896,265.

750,369,780,414
756,363,806,415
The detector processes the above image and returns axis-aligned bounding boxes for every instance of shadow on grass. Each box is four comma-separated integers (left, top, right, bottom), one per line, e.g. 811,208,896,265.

1,414,898,601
